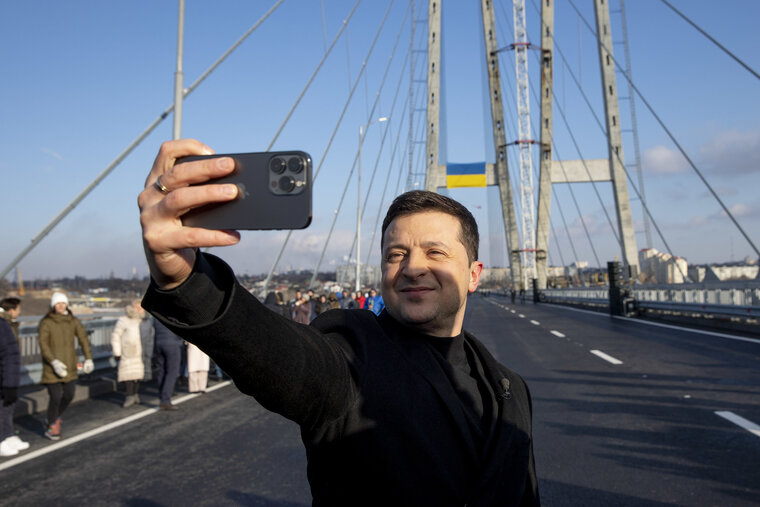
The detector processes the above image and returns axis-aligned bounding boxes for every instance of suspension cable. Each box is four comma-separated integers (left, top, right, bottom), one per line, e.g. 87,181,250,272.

0,0,286,281
660,0,760,81
568,0,759,261
526,0,691,281
307,3,412,286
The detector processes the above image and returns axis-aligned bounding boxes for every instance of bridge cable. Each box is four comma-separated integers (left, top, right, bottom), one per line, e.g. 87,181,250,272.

499,5,585,273
307,6,413,287
365,96,411,265
495,25,602,271
568,0,759,266
659,0,760,81
496,2,594,273
260,0,365,294
527,0,691,281
343,10,413,265
266,0,401,291
500,2,624,260
369,75,429,263
0,0,286,281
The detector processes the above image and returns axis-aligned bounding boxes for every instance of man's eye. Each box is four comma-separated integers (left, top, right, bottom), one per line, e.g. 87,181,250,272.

386,252,404,262
429,250,446,257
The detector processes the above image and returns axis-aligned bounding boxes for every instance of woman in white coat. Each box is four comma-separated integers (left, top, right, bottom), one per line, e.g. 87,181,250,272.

186,342,209,393
111,300,146,407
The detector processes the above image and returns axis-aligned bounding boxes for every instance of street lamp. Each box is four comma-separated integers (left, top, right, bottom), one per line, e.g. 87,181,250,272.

356,117,387,292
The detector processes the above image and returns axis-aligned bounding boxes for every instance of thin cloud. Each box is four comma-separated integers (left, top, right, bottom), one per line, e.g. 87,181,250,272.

642,145,688,174
41,147,63,160
700,129,760,176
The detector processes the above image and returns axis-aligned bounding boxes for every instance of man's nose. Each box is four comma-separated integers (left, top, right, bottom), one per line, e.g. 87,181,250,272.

402,250,428,278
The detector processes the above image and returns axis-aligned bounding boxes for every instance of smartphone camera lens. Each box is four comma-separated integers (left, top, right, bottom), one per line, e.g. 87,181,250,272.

279,175,296,193
270,157,287,174
287,157,304,173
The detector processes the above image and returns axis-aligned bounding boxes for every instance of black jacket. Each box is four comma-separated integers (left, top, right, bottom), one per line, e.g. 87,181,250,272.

0,318,20,390
143,254,539,506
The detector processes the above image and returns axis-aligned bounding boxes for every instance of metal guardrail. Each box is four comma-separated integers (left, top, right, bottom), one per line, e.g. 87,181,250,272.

539,285,760,321
18,318,117,365
635,301,760,319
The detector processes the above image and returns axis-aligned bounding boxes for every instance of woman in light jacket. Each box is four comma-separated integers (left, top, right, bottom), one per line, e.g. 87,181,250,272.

111,300,145,407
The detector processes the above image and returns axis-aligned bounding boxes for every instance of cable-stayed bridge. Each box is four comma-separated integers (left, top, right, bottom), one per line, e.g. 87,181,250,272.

0,2,759,503
1,0,758,290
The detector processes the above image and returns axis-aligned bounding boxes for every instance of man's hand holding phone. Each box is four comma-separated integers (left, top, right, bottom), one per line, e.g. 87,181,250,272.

138,140,241,290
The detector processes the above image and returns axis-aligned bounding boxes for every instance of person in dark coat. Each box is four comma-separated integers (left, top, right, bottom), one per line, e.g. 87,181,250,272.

153,320,183,410
263,291,289,319
138,140,539,505
1,317,28,456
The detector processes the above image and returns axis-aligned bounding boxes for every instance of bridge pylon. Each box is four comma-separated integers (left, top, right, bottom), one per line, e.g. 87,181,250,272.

424,0,524,290
535,0,640,289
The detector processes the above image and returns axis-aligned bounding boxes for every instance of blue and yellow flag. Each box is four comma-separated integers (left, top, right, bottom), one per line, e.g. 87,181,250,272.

446,162,486,188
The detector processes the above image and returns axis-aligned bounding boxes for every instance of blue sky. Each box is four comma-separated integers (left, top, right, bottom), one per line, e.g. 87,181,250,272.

1,0,758,280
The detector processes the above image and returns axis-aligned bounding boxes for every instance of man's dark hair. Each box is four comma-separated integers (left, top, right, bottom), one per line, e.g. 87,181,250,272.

381,190,479,263
0,297,21,311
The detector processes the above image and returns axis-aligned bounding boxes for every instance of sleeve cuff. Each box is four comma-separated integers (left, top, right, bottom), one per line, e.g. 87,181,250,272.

142,253,235,327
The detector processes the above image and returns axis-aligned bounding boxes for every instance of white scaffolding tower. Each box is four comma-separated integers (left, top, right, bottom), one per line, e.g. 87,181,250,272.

513,0,536,288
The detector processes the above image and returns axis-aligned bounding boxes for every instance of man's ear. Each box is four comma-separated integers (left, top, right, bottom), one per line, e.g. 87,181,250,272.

468,261,484,293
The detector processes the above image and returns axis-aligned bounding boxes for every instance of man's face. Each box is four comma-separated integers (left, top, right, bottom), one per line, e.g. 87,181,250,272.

370,290,377,297
381,211,483,337
8,306,20,319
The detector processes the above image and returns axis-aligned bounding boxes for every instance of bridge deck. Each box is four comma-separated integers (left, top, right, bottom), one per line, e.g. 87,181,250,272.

1,296,758,505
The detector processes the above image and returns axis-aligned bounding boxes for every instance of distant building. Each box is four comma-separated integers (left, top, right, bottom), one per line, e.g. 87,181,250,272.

639,248,688,284
336,264,381,290
479,267,511,287
688,258,759,282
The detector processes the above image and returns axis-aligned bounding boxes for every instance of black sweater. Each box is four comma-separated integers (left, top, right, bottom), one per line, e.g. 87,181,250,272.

143,253,540,506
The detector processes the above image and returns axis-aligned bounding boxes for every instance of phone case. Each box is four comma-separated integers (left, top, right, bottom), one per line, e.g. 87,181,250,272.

179,151,312,230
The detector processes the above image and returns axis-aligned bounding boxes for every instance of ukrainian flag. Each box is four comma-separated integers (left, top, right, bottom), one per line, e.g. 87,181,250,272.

446,162,487,188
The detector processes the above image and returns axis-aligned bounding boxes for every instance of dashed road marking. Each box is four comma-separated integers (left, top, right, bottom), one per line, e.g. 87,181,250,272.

550,330,565,338
518,314,525,319
590,349,623,365
0,381,233,471
530,320,540,326
715,411,760,438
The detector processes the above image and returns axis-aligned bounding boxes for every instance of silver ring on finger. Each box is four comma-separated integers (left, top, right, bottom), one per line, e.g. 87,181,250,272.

154,175,170,195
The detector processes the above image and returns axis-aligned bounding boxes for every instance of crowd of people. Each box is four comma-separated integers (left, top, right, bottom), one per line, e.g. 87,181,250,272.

0,285,385,457
0,290,220,457
268,287,385,324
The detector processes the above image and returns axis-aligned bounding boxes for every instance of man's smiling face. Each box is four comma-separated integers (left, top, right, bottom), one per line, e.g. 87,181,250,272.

381,211,483,337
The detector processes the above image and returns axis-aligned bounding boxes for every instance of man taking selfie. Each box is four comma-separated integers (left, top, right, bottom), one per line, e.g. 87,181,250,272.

139,139,539,506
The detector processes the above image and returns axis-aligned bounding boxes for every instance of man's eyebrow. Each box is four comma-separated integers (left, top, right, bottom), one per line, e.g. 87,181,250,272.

383,240,451,252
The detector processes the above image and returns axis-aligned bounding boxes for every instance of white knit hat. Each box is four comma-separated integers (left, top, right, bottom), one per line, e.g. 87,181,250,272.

50,292,69,308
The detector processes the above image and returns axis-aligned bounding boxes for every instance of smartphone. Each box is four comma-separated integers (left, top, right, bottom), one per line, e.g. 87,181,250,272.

179,151,312,230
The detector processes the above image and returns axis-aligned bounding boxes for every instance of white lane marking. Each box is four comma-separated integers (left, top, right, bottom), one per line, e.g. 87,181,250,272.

590,349,623,365
530,320,540,326
511,310,516,314
715,411,760,438
543,302,759,345
518,314,525,319
550,330,566,338
0,381,233,471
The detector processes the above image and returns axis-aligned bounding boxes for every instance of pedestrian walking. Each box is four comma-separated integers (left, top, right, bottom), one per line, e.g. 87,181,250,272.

1,309,29,456
153,319,182,410
139,309,155,382
111,300,146,408
186,342,210,393
38,292,94,440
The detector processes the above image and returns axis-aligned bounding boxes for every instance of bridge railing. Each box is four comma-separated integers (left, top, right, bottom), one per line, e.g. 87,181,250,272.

537,282,760,333
16,318,118,386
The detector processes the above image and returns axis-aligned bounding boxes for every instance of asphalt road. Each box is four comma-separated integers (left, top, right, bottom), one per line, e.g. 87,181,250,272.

1,295,758,506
